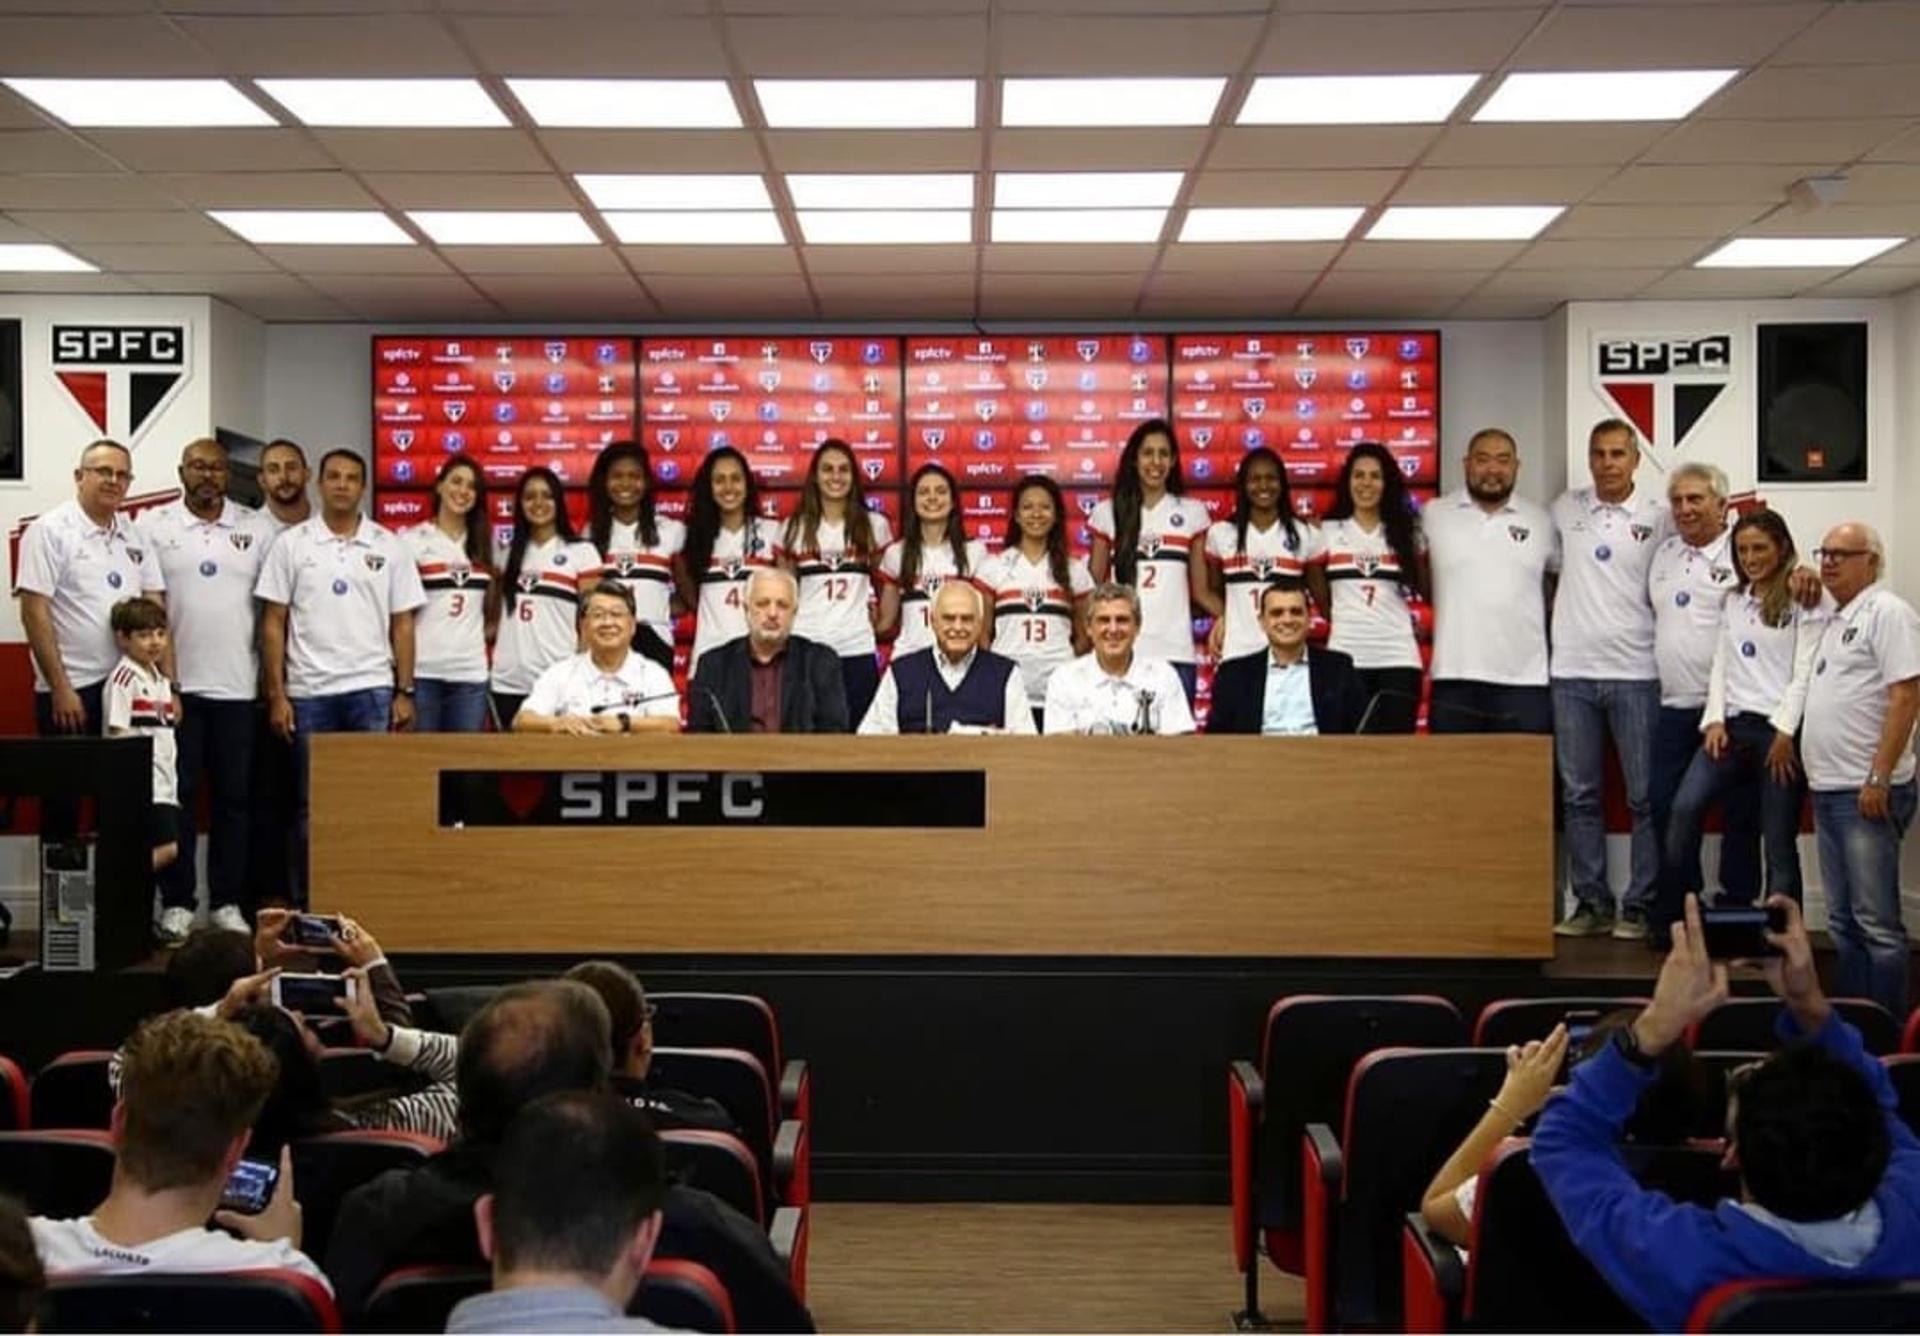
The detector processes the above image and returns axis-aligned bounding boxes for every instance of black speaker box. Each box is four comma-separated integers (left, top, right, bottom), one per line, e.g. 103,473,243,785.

1756,321,1867,482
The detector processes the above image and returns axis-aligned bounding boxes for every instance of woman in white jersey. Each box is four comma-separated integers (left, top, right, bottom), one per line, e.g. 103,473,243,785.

488,466,602,729
877,463,987,658
1203,446,1329,661
403,455,493,732
1318,442,1428,733
1088,419,1212,706
981,475,1093,731
675,447,773,673
778,439,892,724
1667,508,1825,904
587,441,684,671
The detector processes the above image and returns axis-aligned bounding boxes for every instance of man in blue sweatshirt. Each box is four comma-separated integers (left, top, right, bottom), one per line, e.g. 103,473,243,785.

1533,893,1920,1330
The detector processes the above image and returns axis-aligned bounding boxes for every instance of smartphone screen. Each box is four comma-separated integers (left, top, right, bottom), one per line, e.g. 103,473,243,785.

272,972,354,1014
285,913,343,949
218,1158,279,1215
1699,905,1786,959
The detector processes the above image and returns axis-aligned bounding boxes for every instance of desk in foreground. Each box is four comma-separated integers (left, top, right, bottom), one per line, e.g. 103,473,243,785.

312,734,1552,958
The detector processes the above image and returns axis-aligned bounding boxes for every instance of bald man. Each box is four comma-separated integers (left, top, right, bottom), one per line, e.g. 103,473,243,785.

860,580,1034,734
688,566,849,733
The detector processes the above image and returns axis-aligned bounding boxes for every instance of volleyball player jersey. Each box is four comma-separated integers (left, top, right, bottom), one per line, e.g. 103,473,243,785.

878,536,989,657
598,515,686,646
980,546,1095,704
402,523,491,684
779,511,893,657
691,520,774,670
1319,516,1423,671
489,536,602,694
1204,516,1327,660
1087,494,1212,664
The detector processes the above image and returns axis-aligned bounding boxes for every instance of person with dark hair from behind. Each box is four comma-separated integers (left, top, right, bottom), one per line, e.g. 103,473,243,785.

564,961,734,1133
0,1195,44,1335
448,1092,672,1333
1533,895,1920,1330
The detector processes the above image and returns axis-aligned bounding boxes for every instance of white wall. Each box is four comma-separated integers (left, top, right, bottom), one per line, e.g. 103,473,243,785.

209,300,265,444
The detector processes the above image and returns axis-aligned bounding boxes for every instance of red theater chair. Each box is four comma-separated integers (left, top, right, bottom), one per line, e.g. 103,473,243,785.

663,1127,768,1225
1686,1278,1920,1333
1226,994,1463,1327
652,1046,810,1207
29,1049,116,1129
1300,1047,1505,1333
1903,1006,1920,1054
652,992,812,1122
638,1257,739,1333
0,1055,27,1130
1472,996,1650,1047
1690,996,1899,1055
0,1129,115,1218
1884,1054,1920,1137
290,1129,443,1267
40,1268,340,1333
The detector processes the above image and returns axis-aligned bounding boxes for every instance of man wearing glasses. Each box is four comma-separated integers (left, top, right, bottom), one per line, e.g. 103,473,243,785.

1801,522,1920,1017
16,440,165,835
512,581,681,735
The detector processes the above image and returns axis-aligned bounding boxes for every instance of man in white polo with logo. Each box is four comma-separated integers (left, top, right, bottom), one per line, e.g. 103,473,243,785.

1802,521,1920,1017
1550,419,1671,941
1043,582,1194,735
256,448,424,907
16,439,165,837
513,581,680,735
136,437,276,939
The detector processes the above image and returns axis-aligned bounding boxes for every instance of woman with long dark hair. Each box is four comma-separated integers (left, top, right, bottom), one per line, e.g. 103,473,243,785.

1088,419,1212,704
778,440,892,723
401,455,493,732
587,441,684,655
1203,447,1327,662
1319,442,1428,733
876,463,987,657
487,466,602,729
979,475,1092,728
675,447,773,672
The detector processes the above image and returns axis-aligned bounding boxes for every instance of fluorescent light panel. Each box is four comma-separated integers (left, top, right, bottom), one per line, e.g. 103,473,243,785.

1001,77,1226,127
407,211,597,244
209,210,412,245
1180,207,1363,243
1474,69,1737,122
786,174,973,210
755,79,975,128
258,78,507,127
0,244,96,273
798,210,972,244
1367,205,1563,240
606,212,785,245
1697,236,1904,268
576,174,771,210
1238,74,1479,125
505,78,740,128
994,171,1182,209
991,209,1166,244
2,77,274,127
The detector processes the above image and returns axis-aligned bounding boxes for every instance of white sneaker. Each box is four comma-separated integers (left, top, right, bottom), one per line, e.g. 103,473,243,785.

210,904,249,934
156,906,196,946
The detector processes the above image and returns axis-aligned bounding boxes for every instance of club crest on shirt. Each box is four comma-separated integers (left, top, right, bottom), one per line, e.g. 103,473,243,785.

824,551,844,572
1141,536,1163,559
518,574,538,592
1842,627,1860,646
451,565,471,586
1024,589,1046,612
723,558,745,579
229,532,254,552
1630,524,1653,542
1711,565,1733,583
1356,555,1379,577
1251,557,1275,579
1508,526,1530,542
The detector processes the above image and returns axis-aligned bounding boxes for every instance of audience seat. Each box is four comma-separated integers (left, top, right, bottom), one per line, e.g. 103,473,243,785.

663,1128,766,1226
1904,1006,1920,1055
1691,1051,1770,1140
1472,996,1650,1047
1685,1277,1920,1333
652,992,811,1122
1884,1054,1920,1137
0,1055,27,1130
39,1268,341,1333
29,1050,116,1129
290,1130,443,1267
652,1046,809,1206
638,1256,738,1333
1301,1046,1505,1333
1690,997,1899,1055
360,1259,738,1334
0,1129,115,1218
413,984,500,1035
1226,994,1464,1325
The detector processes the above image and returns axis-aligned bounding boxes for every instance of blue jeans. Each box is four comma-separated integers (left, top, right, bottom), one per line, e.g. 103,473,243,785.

413,679,488,732
290,688,392,904
1813,782,1917,1017
1553,677,1660,914
163,696,255,912
1664,713,1803,920
1652,706,1759,923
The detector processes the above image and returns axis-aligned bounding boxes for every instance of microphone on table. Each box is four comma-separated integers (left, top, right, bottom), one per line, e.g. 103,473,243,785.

924,679,935,735
692,684,734,734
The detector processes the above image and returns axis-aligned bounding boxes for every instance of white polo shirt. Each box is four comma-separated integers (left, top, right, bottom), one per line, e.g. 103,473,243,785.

402,523,492,685
135,499,274,701
1042,650,1196,735
599,514,686,648
1802,585,1920,792
103,654,178,806
1204,516,1326,661
1549,485,1669,681
522,649,680,722
255,515,426,699
30,1216,329,1292
1648,527,1739,709
1422,490,1557,687
1705,589,1829,734
14,500,165,690
1087,494,1212,664
781,511,893,657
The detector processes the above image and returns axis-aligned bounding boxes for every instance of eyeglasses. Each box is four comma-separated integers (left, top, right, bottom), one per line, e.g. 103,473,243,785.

82,465,133,483
582,607,631,623
1813,547,1871,563
642,1001,658,1022
181,460,228,475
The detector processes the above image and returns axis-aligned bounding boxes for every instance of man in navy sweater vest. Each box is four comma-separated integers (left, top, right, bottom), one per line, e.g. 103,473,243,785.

1534,894,1920,1330
859,581,1034,734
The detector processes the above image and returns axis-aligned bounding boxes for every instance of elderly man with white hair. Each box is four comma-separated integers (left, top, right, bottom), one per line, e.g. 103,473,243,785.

1803,520,1920,1016
689,565,848,733
860,580,1034,734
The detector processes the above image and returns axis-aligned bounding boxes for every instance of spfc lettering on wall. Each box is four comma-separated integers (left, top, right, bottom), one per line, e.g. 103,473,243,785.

1591,334,1732,466
51,324,191,443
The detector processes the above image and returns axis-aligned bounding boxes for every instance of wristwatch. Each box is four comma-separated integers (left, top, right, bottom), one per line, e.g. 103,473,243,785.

1612,1023,1658,1071
618,712,633,733
395,685,415,697
1865,771,1890,790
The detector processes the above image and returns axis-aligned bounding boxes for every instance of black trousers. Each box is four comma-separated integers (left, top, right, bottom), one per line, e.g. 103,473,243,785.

34,682,107,840
1353,666,1423,733
162,697,256,912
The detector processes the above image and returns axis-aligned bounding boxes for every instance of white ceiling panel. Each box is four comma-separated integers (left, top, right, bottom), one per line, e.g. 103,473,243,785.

1865,126,1920,162
1310,267,1491,299
728,17,990,75
1875,238,1920,265
151,171,377,208
1187,169,1398,206
1636,267,1835,300
993,128,1206,170
623,246,802,276
361,172,576,209
1703,65,1920,120
251,245,450,274
0,17,218,74
1258,9,1535,72
306,273,486,305
1642,118,1914,166
1822,164,1920,203
1423,123,1668,168
763,130,981,172
80,130,337,173
65,241,276,272
1742,202,1920,233
9,208,230,242
802,244,974,275
979,282,1141,319
539,130,766,173
1512,3,1821,69
0,271,147,293
1550,202,1772,238
644,273,816,316
1391,165,1615,204
811,272,975,311
1446,296,1564,319
1297,290,1460,318
453,18,729,76
1342,240,1528,270
211,293,357,320
1209,126,1439,170
1770,4,1920,66
1586,163,1830,204
0,131,123,173
1511,237,1707,269
438,245,626,274
0,88,54,129
311,130,549,173
1472,268,1666,300
999,14,1264,74
179,15,479,75
124,271,320,298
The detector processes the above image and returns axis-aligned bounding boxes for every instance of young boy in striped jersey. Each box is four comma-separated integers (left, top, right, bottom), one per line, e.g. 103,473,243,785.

104,597,182,894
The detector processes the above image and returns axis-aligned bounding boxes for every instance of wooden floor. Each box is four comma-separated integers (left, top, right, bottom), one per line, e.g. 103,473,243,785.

804,1202,1300,1333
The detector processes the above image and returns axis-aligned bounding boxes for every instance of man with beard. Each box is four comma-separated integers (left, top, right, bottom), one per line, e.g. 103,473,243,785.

1422,427,1559,734
135,438,276,940
258,438,313,532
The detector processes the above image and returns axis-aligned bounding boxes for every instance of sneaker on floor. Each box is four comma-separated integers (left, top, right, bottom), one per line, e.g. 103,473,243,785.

1554,905,1616,937
155,906,196,946
1612,910,1650,941
209,904,249,934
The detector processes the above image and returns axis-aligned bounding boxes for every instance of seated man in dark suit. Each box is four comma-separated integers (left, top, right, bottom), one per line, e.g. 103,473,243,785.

1207,580,1367,735
563,960,736,1134
689,567,848,733
858,580,1034,734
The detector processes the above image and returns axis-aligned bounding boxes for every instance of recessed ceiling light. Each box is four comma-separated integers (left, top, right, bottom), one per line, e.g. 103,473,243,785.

1696,236,1904,268
406,211,598,245
754,79,975,129
605,212,786,245
798,211,972,245
208,210,413,245
1180,207,1364,243
1474,69,1737,123
1001,77,1226,127
2,78,274,127
1366,205,1563,240
575,174,771,211
257,79,508,128
786,174,973,210
995,172,1183,209
0,243,96,273
505,78,740,128
1238,74,1479,125
990,209,1166,244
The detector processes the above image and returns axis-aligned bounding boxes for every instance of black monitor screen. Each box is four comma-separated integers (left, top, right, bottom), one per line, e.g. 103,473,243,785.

0,320,20,481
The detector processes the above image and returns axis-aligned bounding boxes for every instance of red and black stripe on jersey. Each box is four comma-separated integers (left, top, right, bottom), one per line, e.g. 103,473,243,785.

1133,532,1196,566
418,561,493,593
900,574,984,608
993,585,1074,619
127,696,171,728
603,551,674,586
699,554,772,587
1324,550,1408,584
518,565,589,604
1216,551,1307,588
793,555,875,581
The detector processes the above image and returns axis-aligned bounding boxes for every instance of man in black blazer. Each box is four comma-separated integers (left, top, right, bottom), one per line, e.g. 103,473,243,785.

688,567,849,733
1207,580,1369,735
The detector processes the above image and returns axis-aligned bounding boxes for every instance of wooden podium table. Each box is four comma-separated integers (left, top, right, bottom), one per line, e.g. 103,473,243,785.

311,734,1553,959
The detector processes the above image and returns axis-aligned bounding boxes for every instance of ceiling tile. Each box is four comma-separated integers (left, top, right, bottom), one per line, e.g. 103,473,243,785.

67,242,276,273
0,131,124,173
1635,267,1838,299
437,245,625,275
1136,289,1313,320
212,294,356,320
539,130,765,173
1141,270,1319,303
1445,296,1563,319
80,130,336,173
1298,291,1460,318
1770,5,1920,65
764,130,981,172
1641,118,1912,167
1391,165,1613,205
468,273,657,312
727,16,989,75
1824,164,1920,204
124,271,319,299
0,88,51,129
1158,240,1340,272
999,14,1264,74
1511,238,1707,269
1210,126,1439,170
1187,169,1398,206
0,175,179,209
810,273,975,313
1423,123,1666,168
1802,265,1920,297
1311,268,1491,299
311,130,548,173
979,282,1141,320
154,171,377,208
1342,240,1526,270
0,216,44,244
645,274,816,318
178,15,478,74
1473,268,1667,300
0,272,148,294
1550,202,1772,238
1864,126,1920,163
306,274,488,305
1740,202,1920,234
1704,65,1920,120
1876,238,1920,265
1586,163,1829,205
341,293,504,320
11,208,230,243
1512,3,1820,69
802,245,973,275
623,246,801,276
982,243,1158,273
361,172,575,209
454,17,728,75
993,128,1206,171
0,17,218,73
252,246,451,274
1258,9,1535,72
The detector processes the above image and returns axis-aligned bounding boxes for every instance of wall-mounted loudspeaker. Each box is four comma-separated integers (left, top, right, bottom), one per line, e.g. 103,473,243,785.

1756,321,1867,482
0,319,20,481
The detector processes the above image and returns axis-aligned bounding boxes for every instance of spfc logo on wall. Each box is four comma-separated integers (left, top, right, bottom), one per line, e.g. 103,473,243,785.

51,324,191,443
1591,334,1733,467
